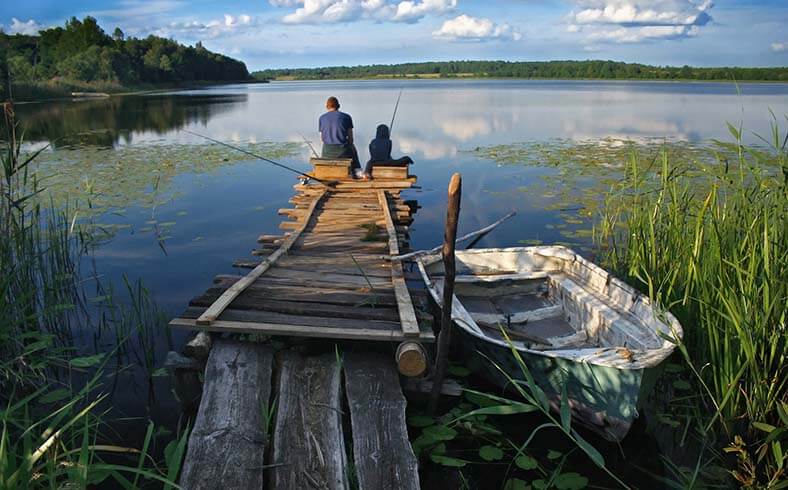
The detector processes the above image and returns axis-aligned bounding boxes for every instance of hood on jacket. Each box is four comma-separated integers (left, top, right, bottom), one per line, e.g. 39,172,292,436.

375,124,390,139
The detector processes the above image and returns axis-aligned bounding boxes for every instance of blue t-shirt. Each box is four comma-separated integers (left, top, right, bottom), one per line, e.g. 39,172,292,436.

319,111,353,145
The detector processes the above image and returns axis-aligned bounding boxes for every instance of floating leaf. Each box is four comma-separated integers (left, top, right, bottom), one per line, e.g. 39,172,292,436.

515,454,538,470
532,479,548,490
422,425,457,442
547,450,562,460
554,473,589,490
504,478,528,490
672,379,691,391
429,443,447,456
479,445,504,461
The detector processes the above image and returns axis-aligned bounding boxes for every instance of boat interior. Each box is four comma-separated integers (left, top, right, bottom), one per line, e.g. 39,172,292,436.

425,248,669,353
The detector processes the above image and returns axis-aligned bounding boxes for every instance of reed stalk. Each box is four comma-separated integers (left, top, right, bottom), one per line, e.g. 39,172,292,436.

596,116,787,485
1,101,184,488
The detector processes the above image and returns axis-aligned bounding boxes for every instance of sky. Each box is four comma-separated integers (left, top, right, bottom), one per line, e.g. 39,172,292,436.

1,0,786,70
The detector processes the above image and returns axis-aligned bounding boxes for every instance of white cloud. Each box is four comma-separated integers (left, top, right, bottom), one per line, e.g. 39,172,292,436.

772,42,786,53
269,0,455,25
7,18,44,35
566,0,713,44
393,0,457,23
151,14,257,39
432,14,521,42
586,24,700,43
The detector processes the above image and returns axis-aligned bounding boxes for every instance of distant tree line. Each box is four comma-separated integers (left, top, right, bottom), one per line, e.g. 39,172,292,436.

0,16,250,97
252,60,788,82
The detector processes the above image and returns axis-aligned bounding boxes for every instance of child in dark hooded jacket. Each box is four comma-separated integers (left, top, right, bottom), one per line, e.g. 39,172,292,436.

363,124,413,180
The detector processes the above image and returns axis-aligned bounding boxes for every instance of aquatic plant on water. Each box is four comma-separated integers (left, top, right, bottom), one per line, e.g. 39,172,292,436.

408,357,626,489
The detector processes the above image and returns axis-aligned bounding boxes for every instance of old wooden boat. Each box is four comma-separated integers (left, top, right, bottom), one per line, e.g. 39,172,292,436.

416,246,683,441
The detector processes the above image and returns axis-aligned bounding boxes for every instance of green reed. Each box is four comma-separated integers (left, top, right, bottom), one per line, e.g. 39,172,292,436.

2,102,185,488
596,116,787,485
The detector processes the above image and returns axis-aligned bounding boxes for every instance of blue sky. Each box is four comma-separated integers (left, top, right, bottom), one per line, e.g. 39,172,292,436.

1,1,786,70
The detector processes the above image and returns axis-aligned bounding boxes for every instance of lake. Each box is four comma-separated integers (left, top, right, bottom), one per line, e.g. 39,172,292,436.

14,78,788,482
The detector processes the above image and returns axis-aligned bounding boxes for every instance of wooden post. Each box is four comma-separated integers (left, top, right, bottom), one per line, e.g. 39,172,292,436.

429,173,461,413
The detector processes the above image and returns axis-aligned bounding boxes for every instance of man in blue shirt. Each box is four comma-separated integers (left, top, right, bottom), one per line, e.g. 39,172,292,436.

319,96,361,175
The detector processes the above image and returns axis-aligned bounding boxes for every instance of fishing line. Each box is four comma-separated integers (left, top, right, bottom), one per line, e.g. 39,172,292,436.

389,88,403,134
183,129,330,185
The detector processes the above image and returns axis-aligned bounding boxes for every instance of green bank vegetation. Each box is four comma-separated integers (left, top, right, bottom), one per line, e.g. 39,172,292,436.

253,60,788,82
471,117,787,486
0,16,251,101
596,118,787,487
1,102,189,487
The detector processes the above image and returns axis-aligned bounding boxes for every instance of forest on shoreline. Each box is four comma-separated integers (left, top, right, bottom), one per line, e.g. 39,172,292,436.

253,60,788,82
0,16,251,100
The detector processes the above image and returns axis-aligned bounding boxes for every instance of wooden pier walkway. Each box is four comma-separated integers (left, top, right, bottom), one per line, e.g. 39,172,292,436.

170,160,433,489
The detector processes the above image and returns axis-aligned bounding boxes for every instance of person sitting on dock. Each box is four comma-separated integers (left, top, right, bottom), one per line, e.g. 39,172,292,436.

362,124,413,180
319,96,362,177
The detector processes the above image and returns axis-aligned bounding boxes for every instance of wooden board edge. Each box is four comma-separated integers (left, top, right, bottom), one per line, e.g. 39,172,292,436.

377,190,421,338
169,318,435,343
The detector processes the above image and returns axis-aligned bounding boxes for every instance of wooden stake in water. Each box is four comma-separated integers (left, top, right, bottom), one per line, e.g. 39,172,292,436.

429,172,462,413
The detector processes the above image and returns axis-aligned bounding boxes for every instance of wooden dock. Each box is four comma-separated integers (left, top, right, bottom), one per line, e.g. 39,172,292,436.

170,160,433,489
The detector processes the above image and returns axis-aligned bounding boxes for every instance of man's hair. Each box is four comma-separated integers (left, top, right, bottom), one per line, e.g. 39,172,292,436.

326,96,340,109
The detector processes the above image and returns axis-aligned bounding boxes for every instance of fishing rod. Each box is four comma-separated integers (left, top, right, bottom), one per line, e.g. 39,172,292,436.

183,129,330,185
389,88,403,134
298,131,320,158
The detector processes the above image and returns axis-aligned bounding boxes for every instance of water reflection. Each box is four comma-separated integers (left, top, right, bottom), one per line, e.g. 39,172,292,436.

15,79,787,153
15,93,248,147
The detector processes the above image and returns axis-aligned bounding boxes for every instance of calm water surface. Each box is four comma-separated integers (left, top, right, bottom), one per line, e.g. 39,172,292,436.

15,79,788,483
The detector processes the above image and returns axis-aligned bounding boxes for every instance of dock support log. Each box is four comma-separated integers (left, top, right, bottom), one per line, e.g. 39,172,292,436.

179,339,273,489
429,173,462,414
345,352,420,490
396,341,428,377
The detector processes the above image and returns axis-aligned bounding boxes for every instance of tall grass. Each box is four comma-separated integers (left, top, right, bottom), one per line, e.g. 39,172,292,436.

596,116,787,485
1,101,186,488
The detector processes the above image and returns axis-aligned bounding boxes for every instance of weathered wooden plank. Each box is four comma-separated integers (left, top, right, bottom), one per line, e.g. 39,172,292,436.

182,306,403,331
296,245,389,255
344,352,420,490
378,190,421,338
190,294,402,322
179,340,273,489
170,317,435,342
214,273,394,292
270,351,349,489
196,190,327,325
262,267,392,287
204,283,399,306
